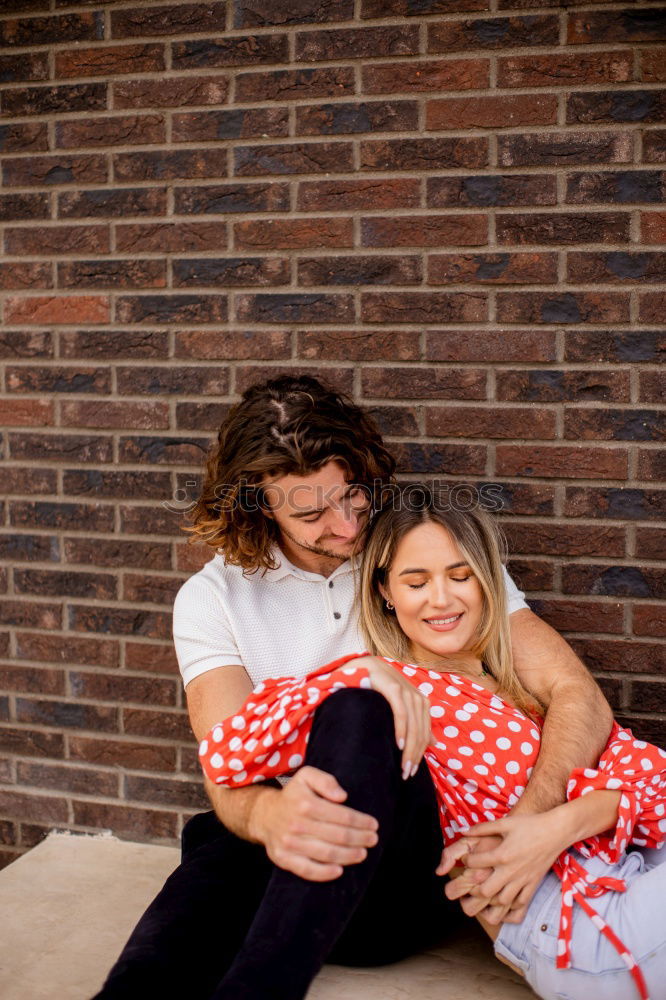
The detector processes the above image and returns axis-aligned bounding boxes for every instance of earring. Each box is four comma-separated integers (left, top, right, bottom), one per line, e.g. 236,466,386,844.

385,600,394,611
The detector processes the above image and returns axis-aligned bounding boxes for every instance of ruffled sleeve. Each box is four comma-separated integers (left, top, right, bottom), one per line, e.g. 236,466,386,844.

566,721,666,861
198,653,371,787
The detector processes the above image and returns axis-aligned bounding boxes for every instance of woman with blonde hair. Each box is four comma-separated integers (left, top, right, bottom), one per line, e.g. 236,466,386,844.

199,488,666,1000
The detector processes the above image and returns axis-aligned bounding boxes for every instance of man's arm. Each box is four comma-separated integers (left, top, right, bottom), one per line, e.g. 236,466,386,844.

186,663,379,881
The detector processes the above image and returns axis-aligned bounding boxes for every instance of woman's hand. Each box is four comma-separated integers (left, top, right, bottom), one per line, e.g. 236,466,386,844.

354,655,432,779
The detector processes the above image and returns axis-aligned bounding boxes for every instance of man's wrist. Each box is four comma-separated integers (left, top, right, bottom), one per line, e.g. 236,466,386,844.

247,784,279,844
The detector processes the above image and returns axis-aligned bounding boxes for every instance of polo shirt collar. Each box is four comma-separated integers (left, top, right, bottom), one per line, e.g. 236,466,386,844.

263,546,359,583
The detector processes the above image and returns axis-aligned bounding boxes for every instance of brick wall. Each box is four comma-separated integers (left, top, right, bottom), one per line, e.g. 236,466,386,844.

0,0,664,866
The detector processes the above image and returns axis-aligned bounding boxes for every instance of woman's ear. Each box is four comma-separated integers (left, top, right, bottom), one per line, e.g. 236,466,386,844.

378,582,391,603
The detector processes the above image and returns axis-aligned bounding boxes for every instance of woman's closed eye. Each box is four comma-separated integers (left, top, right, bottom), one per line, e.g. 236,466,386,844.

407,575,472,589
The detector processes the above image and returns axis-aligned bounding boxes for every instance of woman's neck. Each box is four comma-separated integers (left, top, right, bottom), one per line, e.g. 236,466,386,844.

407,646,485,678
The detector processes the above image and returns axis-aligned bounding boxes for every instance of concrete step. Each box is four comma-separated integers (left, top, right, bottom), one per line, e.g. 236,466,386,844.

0,831,534,1000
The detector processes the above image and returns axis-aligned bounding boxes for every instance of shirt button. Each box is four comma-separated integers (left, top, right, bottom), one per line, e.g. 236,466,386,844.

329,581,334,588
333,612,341,620
540,924,548,932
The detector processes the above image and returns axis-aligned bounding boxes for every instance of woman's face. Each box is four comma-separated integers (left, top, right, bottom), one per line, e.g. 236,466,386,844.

381,521,484,665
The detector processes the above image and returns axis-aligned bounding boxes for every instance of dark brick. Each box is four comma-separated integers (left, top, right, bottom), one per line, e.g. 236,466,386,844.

61,399,169,431
361,292,486,324
114,150,228,182
427,174,557,208
296,25,419,61
393,443,486,476
1,84,106,117
10,500,114,532
0,821,16,846
58,260,166,290
298,329,420,362
363,59,490,94
528,599,625,635
235,141,354,176
113,76,228,109
568,10,666,45
176,402,230,431
564,408,665,442
8,435,112,464
426,330,556,362
0,193,49,223
116,295,227,325
0,262,52,291
298,255,422,286
125,641,179,675
0,51,49,84
124,775,207,810
629,681,666,713
638,449,665,481
69,671,176,706
568,90,666,125
172,108,288,142
72,800,178,840
640,371,666,403
0,529,46,562
496,445,628,480
497,212,630,246
477,482,555,517
68,605,171,640
173,183,289,215
58,188,166,220
497,292,630,325
296,100,418,136
642,210,666,243
15,632,119,668
0,399,53,428
55,43,165,78
0,12,103,47
175,329,291,360
298,178,420,212
16,698,117,733
117,436,209,466
633,604,666,638
642,48,666,82
426,94,556,130
503,522,625,558
234,0,354,27
498,131,632,167
14,569,116,600
0,468,57,495
56,114,166,149
16,762,118,798
0,601,61,630
570,638,666,676
362,215,487,248
235,365,354,398
428,252,556,285
640,291,666,323
122,708,193,742
499,52,632,88
563,564,664,599
362,0,487,13
0,728,64,760
64,537,171,571
0,790,68,825
0,123,48,154
636,527,666,560
173,258,289,288
564,330,665,363
123,574,182,606
236,293,354,324
566,170,665,204
111,3,227,37
496,370,630,403
568,251,666,284
365,405,420,436
644,131,666,164
5,226,109,256
116,366,229,395
362,367,485,400
236,67,354,102
0,665,64,696
426,405,556,439
68,736,177,773
173,33,287,67
235,218,352,250
116,223,229,254
3,155,107,189
60,330,169,360
361,137,487,171
428,15,558,51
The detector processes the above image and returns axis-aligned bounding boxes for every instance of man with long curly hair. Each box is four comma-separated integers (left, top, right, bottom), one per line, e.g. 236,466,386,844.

96,375,613,1000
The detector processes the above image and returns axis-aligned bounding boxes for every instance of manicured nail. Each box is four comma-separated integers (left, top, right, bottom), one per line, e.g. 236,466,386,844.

402,760,412,780
398,738,405,750
411,763,418,777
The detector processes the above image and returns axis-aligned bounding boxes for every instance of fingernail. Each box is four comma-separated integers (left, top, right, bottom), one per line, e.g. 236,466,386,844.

411,763,418,777
402,760,412,780
398,738,405,751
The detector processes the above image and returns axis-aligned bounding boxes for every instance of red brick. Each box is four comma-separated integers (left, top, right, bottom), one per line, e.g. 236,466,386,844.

565,408,664,443
498,131,632,167
633,604,666,638
117,436,208,467
497,292,630,325
571,90,666,126
111,3,227,38
361,292,486,324
567,170,665,204
2,84,106,118
638,449,665,481
9,433,113,464
235,218,352,251
570,638,666,675
3,154,107,188
497,212,630,246
363,59,489,94
173,34,288,69
642,211,666,243
507,559,554,593
497,370,630,403
122,574,183,606
297,178,420,212
236,293,354,325
68,736,177,772
0,790,68,825
362,0,486,13
362,215,487,248
113,76,228,109
17,762,118,798
570,250,666,283
299,255,422,286
64,538,171,571
296,100,418,136
70,671,176,707
172,108,288,142
393,442,486,476
427,94,556,129
0,468,57,493
563,564,664,599
4,296,109,326
642,48,666,82
61,400,169,431
125,642,179,675
636,528,666,561
58,260,166,291
116,223,228,254
528,599,625,635
426,330,556,363
235,67,354,102
5,226,110,256
235,142,353,177
60,330,169,360
296,25,419,61
568,11,666,45
0,665,64,696
0,13,102,48
0,600,62,631
68,605,171,641
119,504,190,537
496,445,628,480
235,366,354,398
59,187,166,220
16,697,118,733
0,262,51,291
175,544,214,574
176,402,230,431
362,367,485,400
0,532,58,563
503,522,626,558
629,680,666,713
235,0,354,27
0,193,50,223
639,371,666,404
174,182,289,215
14,567,115,600
16,632,119,668
499,51,632,88
116,295,227,325
72,800,178,840
428,252,556,285
644,132,666,164
640,292,666,323
114,150,228,182
10,500,114,531
298,329,421,361
564,330,665,364
55,43,165,78
116,365,229,396
0,122,49,154
124,774,207,810
0,331,53,359
361,137,487,171
0,399,53,427
174,329,291,360
173,257,289,288
426,406,556,440
428,15,558,52
123,707,192,743
0,51,49,84
0,728,63,760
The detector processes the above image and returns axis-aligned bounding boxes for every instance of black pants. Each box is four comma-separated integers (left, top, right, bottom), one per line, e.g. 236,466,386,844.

93,689,460,1000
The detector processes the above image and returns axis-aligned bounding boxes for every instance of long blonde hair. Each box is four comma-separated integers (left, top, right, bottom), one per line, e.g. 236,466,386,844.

358,490,543,718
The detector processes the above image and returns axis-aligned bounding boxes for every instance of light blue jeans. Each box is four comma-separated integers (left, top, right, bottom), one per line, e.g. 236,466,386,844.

494,846,666,1000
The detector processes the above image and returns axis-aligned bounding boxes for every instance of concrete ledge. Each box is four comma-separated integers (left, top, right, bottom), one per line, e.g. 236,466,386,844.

0,831,533,999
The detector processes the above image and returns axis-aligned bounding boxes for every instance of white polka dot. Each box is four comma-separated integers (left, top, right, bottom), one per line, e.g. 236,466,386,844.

506,761,520,775
530,728,540,740
232,770,248,783
463,702,479,714
455,710,472,722
520,742,533,755
557,940,567,956
285,729,299,744
279,719,291,736
289,754,303,769
198,739,208,756
231,716,245,730
495,775,506,788
244,738,258,752
402,665,416,676
212,726,223,743
633,739,647,749
606,777,622,789
474,764,489,776
484,811,496,821
583,767,597,778
655,803,664,817
249,720,261,733
618,731,630,741
470,730,485,743
446,685,461,697
342,666,357,675
267,751,281,768
448,759,463,770
229,758,244,771
444,726,459,738
262,734,274,748
507,720,521,733
482,718,497,728
483,752,496,765
419,682,434,696
229,736,242,751
430,705,445,718
496,737,511,750
360,676,372,689
641,758,654,770
209,752,224,769
459,746,473,757
562,890,573,907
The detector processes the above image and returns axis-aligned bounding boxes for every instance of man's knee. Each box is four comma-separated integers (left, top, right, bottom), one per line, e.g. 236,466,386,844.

312,687,394,734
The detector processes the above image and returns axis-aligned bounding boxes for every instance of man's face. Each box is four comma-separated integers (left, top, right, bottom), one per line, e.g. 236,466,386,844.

261,461,371,568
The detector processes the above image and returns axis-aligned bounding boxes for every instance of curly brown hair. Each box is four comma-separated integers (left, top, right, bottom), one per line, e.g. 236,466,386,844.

187,375,396,573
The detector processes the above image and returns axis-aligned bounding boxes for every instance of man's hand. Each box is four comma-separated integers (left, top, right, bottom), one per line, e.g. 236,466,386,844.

248,765,379,881
354,655,432,779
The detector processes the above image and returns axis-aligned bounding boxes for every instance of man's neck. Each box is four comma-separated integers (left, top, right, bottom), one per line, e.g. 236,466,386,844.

276,539,348,578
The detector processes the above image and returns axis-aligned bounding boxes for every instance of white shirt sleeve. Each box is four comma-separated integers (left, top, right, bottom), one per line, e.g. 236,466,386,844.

502,565,529,615
173,575,244,688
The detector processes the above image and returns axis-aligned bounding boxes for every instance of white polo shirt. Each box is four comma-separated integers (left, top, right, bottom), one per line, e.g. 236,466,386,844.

172,548,528,689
